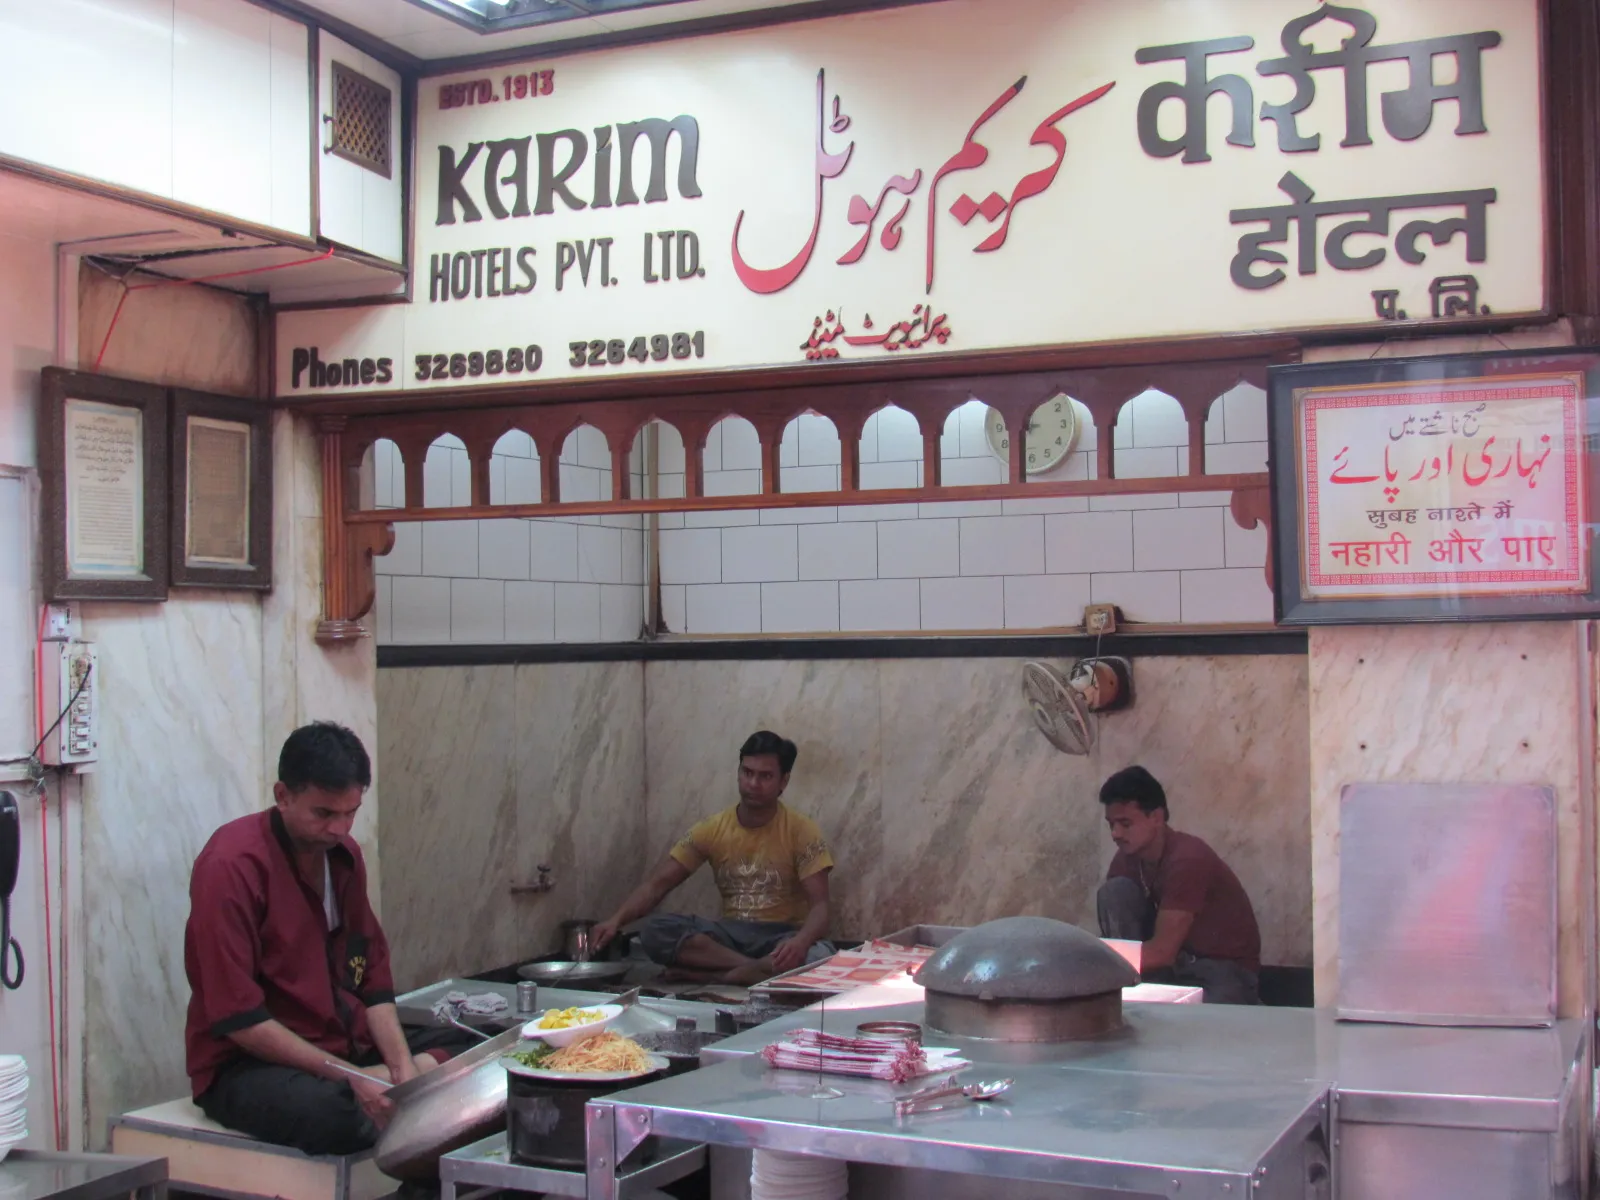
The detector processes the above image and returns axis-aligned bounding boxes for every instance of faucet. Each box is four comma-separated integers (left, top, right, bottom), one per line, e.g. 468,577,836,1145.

511,864,555,895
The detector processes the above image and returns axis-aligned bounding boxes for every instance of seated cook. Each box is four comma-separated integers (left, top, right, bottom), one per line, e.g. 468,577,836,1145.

593,730,835,985
1095,765,1263,1006
184,722,470,1157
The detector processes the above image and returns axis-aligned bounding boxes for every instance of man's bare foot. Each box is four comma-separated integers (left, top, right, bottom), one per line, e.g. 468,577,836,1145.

721,958,775,986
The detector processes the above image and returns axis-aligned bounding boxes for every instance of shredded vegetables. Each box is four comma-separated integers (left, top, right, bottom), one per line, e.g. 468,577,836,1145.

543,1032,655,1074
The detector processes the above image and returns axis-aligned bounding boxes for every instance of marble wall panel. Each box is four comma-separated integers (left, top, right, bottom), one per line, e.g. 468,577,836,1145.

639,656,1310,961
379,652,1313,983
378,665,517,989
643,661,884,938
512,661,648,967
1308,622,1589,1015
262,411,381,889
376,661,648,990
80,593,265,1136
873,658,1103,933
1095,656,1312,970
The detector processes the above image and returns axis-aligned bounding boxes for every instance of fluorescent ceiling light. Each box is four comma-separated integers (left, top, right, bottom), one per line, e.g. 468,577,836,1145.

410,0,694,31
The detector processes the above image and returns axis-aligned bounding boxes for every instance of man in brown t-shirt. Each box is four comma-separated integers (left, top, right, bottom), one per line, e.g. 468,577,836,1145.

1095,765,1262,1004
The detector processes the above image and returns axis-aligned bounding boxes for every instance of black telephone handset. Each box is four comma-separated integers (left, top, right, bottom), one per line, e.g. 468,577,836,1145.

0,789,22,990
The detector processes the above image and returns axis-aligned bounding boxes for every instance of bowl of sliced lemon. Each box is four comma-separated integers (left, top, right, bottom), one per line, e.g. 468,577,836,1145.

521,1004,624,1048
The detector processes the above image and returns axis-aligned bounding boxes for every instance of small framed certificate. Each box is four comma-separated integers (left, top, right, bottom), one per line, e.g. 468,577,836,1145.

39,368,169,601
170,390,273,590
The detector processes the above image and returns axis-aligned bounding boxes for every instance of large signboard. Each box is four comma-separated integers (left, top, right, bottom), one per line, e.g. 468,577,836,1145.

276,0,1544,397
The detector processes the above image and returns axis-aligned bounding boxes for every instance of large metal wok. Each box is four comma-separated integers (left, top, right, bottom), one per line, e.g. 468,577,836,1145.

517,959,632,986
374,1024,523,1180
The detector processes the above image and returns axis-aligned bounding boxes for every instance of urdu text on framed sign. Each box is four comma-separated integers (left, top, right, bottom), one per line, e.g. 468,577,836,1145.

1268,349,1600,625
39,369,169,603
169,390,273,591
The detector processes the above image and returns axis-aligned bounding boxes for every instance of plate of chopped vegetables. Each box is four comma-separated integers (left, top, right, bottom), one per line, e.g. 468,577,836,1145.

520,1004,623,1047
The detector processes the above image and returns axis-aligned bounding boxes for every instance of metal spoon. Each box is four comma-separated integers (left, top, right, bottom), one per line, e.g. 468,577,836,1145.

963,1079,1014,1100
893,1077,1013,1116
438,1005,494,1042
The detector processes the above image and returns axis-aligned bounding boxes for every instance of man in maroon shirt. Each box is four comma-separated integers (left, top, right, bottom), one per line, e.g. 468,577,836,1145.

185,723,465,1156
1095,765,1262,1005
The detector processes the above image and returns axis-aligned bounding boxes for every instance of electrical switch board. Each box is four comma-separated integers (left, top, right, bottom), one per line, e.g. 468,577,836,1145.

40,641,98,768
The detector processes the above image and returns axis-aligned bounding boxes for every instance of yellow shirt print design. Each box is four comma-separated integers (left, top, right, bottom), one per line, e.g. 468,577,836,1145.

669,803,835,925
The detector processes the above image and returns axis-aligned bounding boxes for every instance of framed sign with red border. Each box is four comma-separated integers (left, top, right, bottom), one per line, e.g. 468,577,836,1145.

1268,348,1600,624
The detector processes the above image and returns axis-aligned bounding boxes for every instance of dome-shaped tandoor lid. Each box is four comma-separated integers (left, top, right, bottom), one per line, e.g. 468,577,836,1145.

913,916,1139,1002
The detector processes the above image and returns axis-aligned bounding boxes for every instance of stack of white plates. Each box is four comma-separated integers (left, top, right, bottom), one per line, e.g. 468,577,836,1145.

750,1149,848,1200
0,1055,28,1162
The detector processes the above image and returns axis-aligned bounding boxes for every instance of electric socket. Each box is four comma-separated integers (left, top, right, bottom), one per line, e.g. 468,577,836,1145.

1083,603,1120,636
44,603,79,642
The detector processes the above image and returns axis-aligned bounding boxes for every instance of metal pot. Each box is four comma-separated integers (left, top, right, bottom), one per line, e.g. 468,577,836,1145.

505,1064,666,1167
914,915,1138,1042
558,918,598,962
374,1025,523,1181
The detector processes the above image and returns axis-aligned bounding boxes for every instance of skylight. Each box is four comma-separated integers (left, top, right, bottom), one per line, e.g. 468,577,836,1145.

414,0,694,32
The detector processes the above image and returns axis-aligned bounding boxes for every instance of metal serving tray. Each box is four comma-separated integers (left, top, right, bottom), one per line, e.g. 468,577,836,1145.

750,925,968,1004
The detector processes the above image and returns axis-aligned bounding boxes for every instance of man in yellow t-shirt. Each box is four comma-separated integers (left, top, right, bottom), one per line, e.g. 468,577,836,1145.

593,731,835,984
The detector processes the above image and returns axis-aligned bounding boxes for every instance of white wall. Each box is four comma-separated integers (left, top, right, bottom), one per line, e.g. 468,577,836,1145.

371,387,1272,643
0,231,76,1153
657,389,1272,633
373,430,648,643
0,0,312,238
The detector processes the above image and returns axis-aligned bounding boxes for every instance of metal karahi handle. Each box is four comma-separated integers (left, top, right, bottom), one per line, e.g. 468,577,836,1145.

893,1075,962,1116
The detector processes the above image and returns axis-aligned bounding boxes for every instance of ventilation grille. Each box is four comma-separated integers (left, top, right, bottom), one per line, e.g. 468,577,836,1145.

330,62,392,179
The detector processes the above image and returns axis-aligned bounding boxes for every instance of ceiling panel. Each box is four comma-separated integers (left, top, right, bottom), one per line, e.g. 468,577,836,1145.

287,0,863,63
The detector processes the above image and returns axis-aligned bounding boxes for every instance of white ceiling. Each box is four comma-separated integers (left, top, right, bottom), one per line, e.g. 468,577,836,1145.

0,170,405,305
293,0,854,64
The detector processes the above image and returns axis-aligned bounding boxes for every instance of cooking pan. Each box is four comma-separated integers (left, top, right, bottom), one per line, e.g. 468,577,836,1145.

374,1024,523,1180
516,959,632,986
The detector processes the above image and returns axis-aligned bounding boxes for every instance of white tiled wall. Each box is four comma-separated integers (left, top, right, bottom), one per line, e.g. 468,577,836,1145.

658,387,1272,635
372,427,647,644
372,386,1273,643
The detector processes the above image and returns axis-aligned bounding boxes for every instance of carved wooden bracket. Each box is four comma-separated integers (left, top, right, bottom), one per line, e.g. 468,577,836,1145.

315,415,395,647
1229,482,1275,592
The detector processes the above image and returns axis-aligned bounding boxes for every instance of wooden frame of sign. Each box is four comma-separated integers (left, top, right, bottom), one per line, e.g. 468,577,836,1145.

39,368,170,603
1267,346,1600,625
170,389,274,591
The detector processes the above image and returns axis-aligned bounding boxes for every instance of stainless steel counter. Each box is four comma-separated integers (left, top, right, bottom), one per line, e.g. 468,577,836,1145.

591,985,1587,1200
588,1041,1330,1200
394,978,732,1035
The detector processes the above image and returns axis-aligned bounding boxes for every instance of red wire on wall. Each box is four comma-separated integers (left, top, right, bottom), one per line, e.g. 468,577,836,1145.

32,606,63,1149
92,246,336,371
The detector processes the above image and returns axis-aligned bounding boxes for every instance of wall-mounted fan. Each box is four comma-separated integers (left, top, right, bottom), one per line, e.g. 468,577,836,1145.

1022,662,1095,755
1022,657,1135,755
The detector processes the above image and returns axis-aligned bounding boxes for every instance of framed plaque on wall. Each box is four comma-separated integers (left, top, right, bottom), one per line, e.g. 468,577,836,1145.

169,390,272,590
1267,347,1600,625
39,368,169,602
